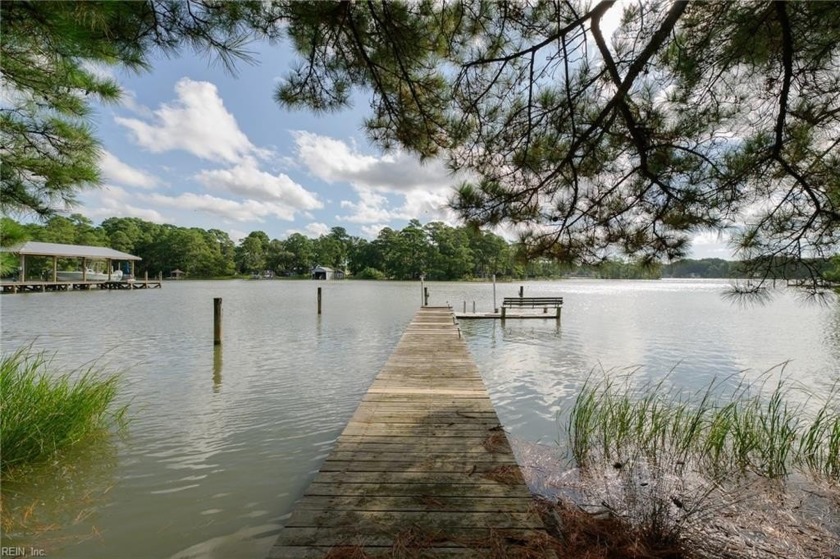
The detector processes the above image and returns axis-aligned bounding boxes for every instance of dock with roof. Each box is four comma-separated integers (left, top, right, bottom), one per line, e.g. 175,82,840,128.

0,241,160,293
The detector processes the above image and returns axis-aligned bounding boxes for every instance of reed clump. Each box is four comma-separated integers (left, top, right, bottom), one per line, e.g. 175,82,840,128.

0,348,126,474
559,371,840,558
568,373,839,482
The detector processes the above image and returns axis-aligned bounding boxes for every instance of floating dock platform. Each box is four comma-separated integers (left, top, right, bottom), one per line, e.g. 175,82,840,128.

454,296,562,321
454,311,559,320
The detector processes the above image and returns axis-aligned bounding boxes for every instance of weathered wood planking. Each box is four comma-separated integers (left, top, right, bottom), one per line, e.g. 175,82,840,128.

268,307,553,558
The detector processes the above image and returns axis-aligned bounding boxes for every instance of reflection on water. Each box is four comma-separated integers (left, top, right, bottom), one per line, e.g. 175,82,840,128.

1,279,838,558
462,280,840,448
213,346,222,392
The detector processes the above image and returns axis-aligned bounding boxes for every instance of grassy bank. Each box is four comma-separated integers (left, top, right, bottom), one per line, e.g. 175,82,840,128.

0,348,126,474
554,371,839,558
568,373,839,481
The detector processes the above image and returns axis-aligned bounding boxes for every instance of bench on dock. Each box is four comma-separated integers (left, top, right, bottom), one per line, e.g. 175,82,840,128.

501,296,563,319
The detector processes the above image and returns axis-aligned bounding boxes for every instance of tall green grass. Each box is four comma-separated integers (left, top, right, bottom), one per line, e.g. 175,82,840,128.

0,348,126,473
567,372,840,481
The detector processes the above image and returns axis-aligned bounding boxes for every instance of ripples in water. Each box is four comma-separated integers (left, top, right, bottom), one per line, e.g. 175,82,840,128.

1,279,837,558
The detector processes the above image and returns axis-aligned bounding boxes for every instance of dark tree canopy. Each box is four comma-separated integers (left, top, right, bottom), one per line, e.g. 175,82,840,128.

275,0,840,293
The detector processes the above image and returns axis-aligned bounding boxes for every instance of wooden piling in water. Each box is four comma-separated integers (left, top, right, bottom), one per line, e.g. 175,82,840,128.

492,273,497,312
317,287,322,315
213,297,222,345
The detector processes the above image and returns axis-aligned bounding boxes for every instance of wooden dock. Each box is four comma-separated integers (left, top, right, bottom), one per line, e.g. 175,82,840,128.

0,279,162,294
269,306,552,558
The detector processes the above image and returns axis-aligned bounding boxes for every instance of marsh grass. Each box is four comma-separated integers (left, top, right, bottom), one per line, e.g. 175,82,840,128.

559,369,840,557
0,348,126,474
568,370,839,482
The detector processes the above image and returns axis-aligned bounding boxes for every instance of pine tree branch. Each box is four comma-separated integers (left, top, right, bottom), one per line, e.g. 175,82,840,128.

463,1,615,68
772,0,793,159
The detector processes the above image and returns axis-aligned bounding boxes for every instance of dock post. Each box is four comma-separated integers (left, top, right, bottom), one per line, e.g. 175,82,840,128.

420,276,425,306
145,271,149,283
501,306,506,320
213,298,222,345
472,301,475,313
492,274,497,312
317,287,322,315
519,285,524,298
463,301,466,313
556,306,562,322
424,287,429,306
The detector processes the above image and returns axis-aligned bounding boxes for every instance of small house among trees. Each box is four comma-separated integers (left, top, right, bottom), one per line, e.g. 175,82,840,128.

311,266,344,280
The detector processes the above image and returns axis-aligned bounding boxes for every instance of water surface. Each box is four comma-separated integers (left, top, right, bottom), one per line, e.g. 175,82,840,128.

1,279,836,558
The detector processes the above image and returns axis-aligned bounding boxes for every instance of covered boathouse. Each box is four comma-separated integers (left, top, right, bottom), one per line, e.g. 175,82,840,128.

0,241,159,293
311,265,345,280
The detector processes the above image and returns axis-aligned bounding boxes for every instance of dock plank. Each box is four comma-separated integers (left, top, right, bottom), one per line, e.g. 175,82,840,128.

268,307,551,558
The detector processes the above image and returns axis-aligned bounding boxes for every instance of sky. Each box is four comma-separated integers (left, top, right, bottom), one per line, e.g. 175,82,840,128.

77,14,732,259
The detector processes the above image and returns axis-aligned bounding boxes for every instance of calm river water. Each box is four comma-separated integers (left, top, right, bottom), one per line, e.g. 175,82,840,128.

1,279,838,558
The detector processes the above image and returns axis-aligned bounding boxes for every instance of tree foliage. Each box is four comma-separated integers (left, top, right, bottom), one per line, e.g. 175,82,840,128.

3,216,526,280
10,214,815,282
5,0,838,294
275,0,840,293
0,0,279,217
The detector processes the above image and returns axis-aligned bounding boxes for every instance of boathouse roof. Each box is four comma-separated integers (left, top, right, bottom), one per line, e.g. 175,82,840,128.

1,241,142,261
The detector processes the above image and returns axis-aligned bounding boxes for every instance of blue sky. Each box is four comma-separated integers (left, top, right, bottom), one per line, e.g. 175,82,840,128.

79,30,731,259
83,40,461,243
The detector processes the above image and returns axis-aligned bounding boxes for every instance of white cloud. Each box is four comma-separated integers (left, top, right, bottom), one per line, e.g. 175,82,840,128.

360,224,389,238
293,131,455,193
143,192,301,222
119,89,154,118
338,188,403,224
688,230,735,259
81,61,117,82
83,186,166,223
401,189,454,222
337,186,454,225
99,151,157,189
294,133,379,183
304,222,331,237
228,229,248,244
195,162,321,211
293,132,461,225
115,78,265,164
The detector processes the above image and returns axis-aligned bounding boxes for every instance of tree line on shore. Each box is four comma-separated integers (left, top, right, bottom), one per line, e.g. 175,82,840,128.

1,215,804,281
4,2,838,295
